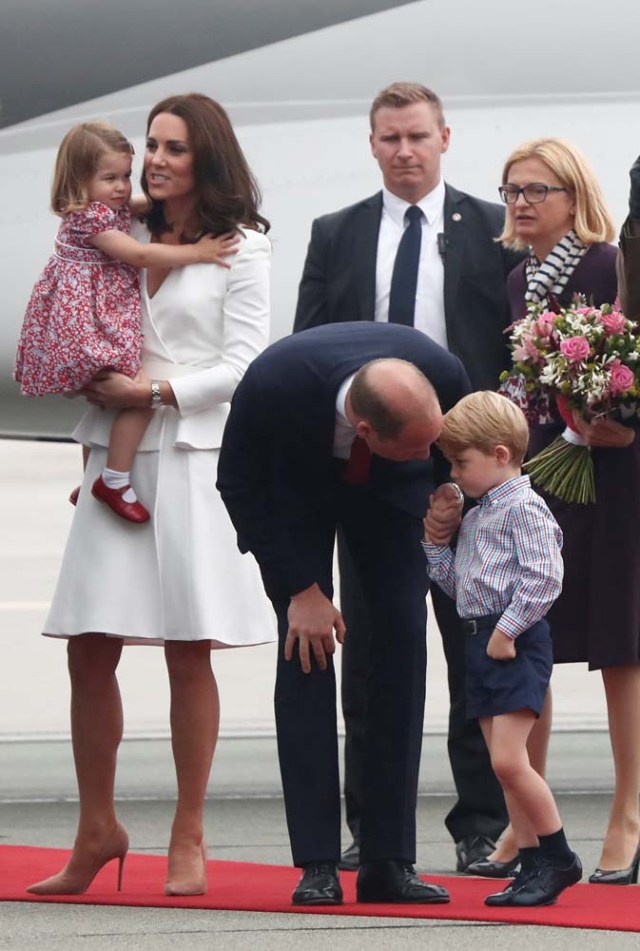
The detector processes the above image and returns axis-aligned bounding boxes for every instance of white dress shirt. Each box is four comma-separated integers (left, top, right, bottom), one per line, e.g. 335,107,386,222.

333,373,357,459
375,181,447,349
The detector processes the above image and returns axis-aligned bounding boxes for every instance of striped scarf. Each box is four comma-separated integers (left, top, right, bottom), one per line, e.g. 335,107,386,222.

524,230,587,306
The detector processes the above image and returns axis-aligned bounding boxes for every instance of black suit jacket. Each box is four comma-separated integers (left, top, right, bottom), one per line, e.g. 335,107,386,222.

217,322,471,599
293,185,523,391
618,217,640,321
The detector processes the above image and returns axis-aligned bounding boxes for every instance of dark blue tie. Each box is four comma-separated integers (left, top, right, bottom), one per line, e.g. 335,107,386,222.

388,205,423,326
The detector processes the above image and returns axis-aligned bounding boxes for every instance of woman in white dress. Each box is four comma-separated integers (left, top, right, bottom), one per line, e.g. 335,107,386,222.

27,93,276,897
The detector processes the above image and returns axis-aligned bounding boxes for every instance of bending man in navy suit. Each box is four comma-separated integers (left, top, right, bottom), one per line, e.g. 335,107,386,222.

218,322,470,905
294,82,522,873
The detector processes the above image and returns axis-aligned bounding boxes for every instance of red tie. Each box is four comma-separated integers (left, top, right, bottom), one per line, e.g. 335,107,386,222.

343,436,372,485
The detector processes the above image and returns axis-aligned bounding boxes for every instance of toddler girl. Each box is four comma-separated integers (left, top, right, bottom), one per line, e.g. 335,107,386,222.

15,121,236,522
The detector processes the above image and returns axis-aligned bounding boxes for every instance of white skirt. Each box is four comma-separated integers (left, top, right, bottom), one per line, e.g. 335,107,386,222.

44,410,277,648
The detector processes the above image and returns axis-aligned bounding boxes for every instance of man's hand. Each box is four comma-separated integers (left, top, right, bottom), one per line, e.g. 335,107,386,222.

424,482,463,545
285,583,346,673
630,154,640,220
487,628,516,660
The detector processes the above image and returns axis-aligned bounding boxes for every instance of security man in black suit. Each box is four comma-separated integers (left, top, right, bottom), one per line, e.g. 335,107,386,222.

218,321,470,905
294,82,523,873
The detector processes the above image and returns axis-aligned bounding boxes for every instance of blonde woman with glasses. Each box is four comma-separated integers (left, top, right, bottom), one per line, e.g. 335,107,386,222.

471,138,640,888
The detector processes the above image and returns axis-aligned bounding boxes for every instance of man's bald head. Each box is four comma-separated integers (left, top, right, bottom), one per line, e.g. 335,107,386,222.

347,358,443,462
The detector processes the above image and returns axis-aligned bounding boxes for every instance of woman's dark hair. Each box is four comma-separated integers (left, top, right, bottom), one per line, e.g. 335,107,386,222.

141,93,270,239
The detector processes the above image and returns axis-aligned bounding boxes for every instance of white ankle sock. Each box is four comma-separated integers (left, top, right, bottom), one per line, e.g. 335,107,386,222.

102,468,137,503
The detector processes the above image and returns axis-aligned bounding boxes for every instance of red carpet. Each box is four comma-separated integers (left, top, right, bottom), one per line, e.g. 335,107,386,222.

1,845,639,932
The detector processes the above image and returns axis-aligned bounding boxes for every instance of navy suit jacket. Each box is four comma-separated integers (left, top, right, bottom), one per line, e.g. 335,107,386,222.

293,185,523,391
217,322,471,599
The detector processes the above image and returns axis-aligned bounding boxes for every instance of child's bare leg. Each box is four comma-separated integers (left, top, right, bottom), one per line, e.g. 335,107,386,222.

482,713,579,909
484,690,552,862
106,407,153,474
480,718,539,850
488,710,561,836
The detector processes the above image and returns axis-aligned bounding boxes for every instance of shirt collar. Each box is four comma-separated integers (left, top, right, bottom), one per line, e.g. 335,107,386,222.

382,179,445,227
336,373,356,425
479,475,531,507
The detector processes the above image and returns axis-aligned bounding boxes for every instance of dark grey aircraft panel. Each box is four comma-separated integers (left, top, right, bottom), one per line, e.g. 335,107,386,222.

1,0,416,128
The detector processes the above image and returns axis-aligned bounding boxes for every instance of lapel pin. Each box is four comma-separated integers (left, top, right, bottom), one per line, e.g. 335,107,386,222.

452,212,462,222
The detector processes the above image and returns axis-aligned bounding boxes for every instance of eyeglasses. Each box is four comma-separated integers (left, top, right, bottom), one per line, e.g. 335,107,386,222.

498,183,568,204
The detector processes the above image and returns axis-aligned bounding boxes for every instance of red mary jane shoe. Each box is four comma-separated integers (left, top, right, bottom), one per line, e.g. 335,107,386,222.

91,476,150,524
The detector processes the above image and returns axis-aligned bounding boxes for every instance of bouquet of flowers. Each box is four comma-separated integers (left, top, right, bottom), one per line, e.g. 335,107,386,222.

499,297,640,504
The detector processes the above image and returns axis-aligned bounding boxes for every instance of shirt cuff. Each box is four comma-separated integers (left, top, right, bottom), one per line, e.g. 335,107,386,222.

421,540,449,557
495,612,525,639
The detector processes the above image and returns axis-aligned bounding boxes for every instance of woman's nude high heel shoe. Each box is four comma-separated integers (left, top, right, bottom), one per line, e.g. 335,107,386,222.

26,824,129,895
589,840,640,885
164,840,207,896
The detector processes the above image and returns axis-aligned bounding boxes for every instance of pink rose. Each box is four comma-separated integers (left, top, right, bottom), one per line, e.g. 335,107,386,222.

608,359,635,395
598,311,627,335
560,336,590,362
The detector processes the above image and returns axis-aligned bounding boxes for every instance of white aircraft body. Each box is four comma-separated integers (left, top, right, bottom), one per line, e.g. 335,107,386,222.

1,0,639,438
0,0,634,739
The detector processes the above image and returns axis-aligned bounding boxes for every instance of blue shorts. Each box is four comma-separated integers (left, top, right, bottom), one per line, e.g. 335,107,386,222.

465,617,552,720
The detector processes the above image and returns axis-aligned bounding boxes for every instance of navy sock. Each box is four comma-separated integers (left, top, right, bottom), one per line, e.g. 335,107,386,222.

538,828,574,867
518,846,541,875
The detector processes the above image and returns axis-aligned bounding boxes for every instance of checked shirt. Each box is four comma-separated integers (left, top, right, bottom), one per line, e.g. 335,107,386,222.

422,475,563,639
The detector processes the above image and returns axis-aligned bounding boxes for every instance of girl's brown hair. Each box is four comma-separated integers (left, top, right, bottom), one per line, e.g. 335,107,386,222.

141,93,270,239
51,121,133,215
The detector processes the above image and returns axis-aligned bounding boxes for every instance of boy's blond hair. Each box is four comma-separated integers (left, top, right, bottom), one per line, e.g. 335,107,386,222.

439,392,529,465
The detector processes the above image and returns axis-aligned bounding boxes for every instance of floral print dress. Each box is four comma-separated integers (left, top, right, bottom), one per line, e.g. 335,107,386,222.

14,202,143,395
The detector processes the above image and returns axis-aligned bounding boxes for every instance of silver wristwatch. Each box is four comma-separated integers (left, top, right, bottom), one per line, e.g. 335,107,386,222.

150,381,163,409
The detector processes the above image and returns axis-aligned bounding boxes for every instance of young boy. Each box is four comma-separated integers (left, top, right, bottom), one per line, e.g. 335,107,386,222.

422,391,582,907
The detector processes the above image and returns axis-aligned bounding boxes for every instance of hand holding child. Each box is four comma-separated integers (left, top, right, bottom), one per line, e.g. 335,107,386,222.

81,368,151,410
424,482,463,545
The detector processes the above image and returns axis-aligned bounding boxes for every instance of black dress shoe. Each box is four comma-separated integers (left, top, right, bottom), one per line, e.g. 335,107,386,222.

466,855,520,878
292,862,343,905
486,854,581,907
338,837,360,872
357,860,450,904
455,834,497,872
484,867,541,906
